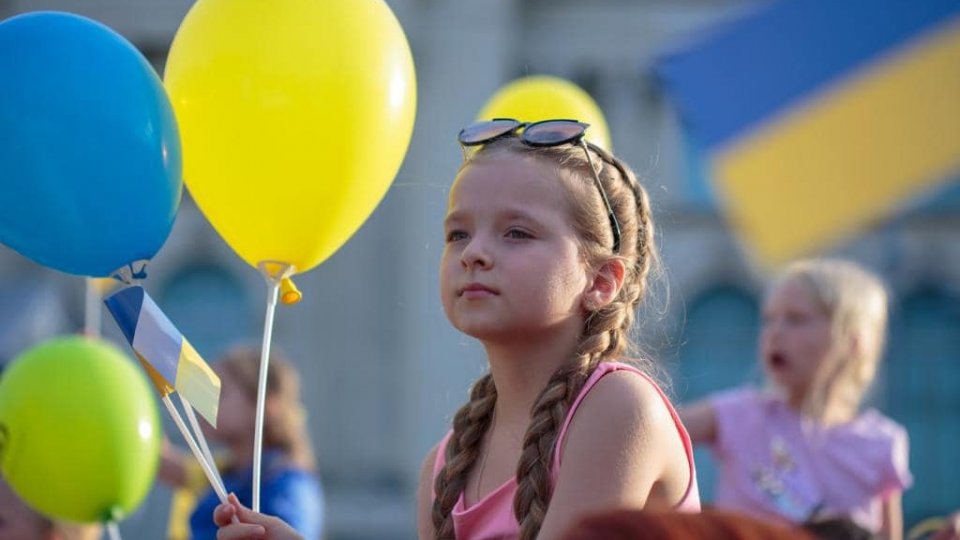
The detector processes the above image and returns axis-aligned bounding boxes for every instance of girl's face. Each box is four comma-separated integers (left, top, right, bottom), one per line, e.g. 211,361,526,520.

207,367,256,442
759,277,834,400
440,153,591,343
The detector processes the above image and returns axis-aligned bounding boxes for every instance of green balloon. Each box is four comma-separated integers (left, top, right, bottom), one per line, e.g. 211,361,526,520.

0,336,160,523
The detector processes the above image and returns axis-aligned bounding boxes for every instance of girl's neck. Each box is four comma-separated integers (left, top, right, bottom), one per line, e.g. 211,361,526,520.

482,327,582,426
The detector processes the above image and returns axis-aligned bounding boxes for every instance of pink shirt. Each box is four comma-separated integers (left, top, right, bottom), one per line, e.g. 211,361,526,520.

433,362,701,540
709,387,912,533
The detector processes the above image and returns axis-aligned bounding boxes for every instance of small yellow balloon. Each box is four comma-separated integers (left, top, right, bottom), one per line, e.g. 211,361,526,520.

478,75,612,151
164,0,416,274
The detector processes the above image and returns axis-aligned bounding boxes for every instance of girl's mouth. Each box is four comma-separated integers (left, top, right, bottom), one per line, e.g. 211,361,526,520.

769,352,789,370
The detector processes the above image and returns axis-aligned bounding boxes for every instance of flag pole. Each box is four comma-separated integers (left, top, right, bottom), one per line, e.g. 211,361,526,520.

178,392,226,496
162,395,229,503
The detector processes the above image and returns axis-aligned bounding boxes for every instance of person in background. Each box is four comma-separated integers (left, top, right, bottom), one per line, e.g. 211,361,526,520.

0,477,101,540
681,259,911,540
158,346,323,540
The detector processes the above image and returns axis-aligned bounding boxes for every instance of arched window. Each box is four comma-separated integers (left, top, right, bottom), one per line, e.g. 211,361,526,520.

158,265,252,360
671,286,761,504
882,287,960,525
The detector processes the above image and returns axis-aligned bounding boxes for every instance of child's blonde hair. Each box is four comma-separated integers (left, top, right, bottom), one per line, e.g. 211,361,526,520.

217,346,316,471
433,136,660,540
771,258,888,424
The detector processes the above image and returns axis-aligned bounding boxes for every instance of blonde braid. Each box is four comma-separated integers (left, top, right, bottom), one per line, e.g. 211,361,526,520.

432,374,497,539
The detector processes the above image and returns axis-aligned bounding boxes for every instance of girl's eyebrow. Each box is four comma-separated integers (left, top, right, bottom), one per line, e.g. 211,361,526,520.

443,210,466,226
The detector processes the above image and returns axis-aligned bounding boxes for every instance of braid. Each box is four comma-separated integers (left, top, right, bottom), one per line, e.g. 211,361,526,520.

511,143,660,539
432,374,497,539
513,363,589,540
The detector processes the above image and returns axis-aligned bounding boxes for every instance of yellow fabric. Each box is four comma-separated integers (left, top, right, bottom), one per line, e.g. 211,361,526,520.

166,453,229,540
174,340,221,427
714,18,960,268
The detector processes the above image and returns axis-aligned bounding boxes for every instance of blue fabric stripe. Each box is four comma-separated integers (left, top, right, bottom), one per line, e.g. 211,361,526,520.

657,0,960,148
103,285,143,344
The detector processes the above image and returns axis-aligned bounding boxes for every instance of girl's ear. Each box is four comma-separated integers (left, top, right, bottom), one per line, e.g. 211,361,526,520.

582,259,626,312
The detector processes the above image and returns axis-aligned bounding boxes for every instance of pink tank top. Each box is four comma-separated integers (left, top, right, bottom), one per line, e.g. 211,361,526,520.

432,362,701,540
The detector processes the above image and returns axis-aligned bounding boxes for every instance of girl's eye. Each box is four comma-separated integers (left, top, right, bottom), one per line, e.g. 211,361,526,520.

446,230,468,242
506,228,532,239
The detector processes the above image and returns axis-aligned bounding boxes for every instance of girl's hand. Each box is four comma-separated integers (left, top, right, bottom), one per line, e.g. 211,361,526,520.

214,494,304,540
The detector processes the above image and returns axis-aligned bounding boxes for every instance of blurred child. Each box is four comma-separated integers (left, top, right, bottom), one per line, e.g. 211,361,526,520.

0,477,101,540
159,347,323,540
681,259,911,540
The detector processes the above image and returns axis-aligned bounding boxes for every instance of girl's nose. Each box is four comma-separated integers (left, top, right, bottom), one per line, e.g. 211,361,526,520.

460,237,492,269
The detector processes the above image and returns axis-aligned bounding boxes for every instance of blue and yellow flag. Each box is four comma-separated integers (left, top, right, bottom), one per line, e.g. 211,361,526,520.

105,286,220,426
659,0,960,267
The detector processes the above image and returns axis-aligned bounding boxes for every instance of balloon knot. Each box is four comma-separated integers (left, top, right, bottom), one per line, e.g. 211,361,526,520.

280,278,302,305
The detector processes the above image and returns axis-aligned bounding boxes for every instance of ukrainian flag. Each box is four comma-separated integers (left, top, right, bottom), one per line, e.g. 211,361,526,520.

105,285,221,426
658,0,960,267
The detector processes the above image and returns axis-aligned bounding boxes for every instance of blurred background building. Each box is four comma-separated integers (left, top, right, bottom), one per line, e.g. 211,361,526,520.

0,0,957,538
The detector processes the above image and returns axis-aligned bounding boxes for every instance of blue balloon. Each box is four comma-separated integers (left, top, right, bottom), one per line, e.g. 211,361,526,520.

0,12,181,277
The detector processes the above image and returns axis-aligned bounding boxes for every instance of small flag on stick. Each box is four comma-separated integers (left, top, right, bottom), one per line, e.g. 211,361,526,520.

104,285,221,426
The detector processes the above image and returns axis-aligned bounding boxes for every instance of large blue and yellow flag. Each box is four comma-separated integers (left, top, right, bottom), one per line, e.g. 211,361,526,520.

105,286,220,426
658,0,960,267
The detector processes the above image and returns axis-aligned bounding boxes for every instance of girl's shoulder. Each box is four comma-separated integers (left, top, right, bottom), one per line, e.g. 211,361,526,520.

579,361,674,419
849,408,909,439
839,407,910,457
557,361,683,463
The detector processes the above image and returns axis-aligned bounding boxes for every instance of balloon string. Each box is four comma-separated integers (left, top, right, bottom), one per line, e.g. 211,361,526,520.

84,278,101,337
106,522,122,540
253,279,280,512
178,393,226,497
162,395,229,504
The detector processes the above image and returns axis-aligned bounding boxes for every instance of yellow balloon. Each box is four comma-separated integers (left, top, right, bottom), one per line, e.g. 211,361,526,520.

164,0,416,274
478,75,612,151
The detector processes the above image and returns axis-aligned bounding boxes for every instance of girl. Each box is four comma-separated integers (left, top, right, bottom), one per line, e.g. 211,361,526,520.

420,118,699,540
159,347,323,539
681,259,912,540
211,119,700,540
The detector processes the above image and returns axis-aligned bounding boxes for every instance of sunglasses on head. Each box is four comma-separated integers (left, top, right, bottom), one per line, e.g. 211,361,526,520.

457,118,622,253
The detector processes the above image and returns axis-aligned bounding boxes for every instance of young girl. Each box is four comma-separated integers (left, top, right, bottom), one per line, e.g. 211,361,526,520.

419,118,699,540
210,119,700,540
681,259,912,540
159,346,323,540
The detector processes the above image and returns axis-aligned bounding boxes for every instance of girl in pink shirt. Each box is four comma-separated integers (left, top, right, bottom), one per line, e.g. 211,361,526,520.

418,119,699,540
681,259,912,540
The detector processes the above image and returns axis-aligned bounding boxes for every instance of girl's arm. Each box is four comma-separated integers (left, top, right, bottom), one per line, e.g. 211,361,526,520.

416,445,439,540
536,371,692,540
880,491,904,540
678,399,718,446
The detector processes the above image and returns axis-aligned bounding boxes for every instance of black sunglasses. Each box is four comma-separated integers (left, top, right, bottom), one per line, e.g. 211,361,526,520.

458,118,622,253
